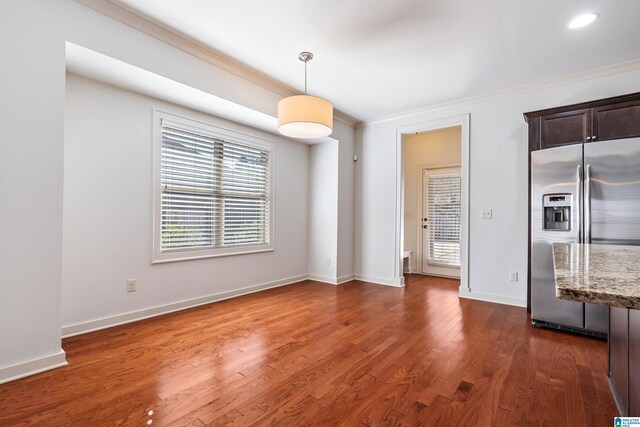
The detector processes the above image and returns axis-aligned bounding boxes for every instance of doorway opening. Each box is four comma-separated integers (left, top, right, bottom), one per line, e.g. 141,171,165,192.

395,115,469,292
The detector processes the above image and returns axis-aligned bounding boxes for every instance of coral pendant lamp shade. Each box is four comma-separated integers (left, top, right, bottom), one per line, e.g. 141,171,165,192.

278,52,333,139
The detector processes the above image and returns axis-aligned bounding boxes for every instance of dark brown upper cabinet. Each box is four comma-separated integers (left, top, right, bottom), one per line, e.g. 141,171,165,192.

593,101,640,142
525,92,640,151
540,109,590,149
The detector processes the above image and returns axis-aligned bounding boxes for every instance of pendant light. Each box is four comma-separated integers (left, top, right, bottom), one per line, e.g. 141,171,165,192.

278,52,333,138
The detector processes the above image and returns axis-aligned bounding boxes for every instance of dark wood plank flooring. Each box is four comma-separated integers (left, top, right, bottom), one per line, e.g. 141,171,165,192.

0,275,617,426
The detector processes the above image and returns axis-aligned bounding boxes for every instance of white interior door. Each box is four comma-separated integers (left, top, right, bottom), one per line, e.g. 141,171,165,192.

421,167,461,277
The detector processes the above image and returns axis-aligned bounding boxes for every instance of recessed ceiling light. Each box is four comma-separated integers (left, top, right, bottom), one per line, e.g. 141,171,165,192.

568,13,599,29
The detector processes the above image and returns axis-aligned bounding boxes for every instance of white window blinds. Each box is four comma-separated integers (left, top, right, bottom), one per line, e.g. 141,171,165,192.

160,120,271,253
426,173,461,267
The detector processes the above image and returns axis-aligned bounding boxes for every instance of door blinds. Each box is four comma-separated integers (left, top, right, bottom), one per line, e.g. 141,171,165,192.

160,121,270,253
427,173,461,267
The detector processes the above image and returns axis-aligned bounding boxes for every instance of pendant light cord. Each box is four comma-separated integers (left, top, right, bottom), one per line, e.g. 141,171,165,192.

304,60,308,94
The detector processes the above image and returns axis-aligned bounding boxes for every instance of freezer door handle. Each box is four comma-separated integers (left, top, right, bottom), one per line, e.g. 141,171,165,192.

585,164,592,243
577,164,582,243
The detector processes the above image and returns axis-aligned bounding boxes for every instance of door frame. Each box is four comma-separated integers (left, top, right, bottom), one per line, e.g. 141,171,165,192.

417,164,461,277
394,114,470,293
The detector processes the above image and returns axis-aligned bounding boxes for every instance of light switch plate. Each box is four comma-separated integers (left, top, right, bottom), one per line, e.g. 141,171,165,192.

481,209,492,219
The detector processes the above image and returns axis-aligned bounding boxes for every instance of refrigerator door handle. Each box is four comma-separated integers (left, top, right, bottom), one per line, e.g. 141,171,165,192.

577,164,582,243
585,164,592,243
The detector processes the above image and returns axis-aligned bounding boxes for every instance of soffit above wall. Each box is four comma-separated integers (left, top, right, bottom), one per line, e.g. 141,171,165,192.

66,43,335,145
73,0,359,128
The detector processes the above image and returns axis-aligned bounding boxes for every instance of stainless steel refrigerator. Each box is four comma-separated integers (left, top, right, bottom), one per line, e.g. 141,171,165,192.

531,137,640,335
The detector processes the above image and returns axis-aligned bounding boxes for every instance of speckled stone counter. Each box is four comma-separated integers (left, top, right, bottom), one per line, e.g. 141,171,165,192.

552,243,640,310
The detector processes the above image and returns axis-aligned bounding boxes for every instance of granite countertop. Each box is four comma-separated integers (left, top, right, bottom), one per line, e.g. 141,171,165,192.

553,243,640,310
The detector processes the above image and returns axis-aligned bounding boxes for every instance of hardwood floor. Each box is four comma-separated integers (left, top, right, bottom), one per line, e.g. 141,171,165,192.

0,275,617,426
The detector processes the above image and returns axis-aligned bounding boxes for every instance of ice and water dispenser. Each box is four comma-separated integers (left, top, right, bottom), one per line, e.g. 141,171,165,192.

543,194,572,231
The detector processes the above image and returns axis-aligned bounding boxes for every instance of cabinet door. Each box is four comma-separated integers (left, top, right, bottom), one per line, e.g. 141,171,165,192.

610,306,629,416
540,109,590,149
593,100,640,142
630,309,640,416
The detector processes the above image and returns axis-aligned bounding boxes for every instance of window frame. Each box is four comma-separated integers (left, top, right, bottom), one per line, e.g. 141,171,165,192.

152,110,275,264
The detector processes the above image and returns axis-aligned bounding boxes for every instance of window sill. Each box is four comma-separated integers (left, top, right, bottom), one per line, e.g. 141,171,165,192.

152,245,274,264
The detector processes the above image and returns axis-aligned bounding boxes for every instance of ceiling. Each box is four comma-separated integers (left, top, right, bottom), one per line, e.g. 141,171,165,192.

113,0,640,123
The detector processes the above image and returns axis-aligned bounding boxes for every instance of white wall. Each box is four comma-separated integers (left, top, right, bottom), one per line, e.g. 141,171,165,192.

336,133,355,282
306,121,356,285
308,141,338,282
356,67,640,305
307,121,356,285
0,0,355,382
403,127,461,272
62,74,309,330
0,0,68,380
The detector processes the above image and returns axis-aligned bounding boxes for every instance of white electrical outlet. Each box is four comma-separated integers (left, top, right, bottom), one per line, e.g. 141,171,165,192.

509,271,518,282
325,258,331,266
127,278,136,292
481,209,493,219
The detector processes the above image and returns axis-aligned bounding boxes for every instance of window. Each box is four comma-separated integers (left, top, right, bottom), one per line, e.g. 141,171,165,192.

153,111,273,262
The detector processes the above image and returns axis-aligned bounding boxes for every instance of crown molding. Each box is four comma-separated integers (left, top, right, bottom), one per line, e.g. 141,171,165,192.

72,0,358,127
360,58,640,128
333,110,359,127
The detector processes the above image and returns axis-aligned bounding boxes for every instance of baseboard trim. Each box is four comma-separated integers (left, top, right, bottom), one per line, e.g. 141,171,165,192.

307,274,355,285
458,287,527,308
336,274,355,285
307,274,338,285
0,350,67,385
354,274,404,287
62,274,308,338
